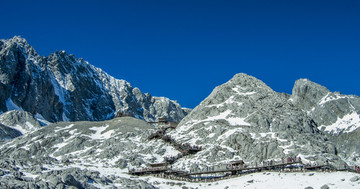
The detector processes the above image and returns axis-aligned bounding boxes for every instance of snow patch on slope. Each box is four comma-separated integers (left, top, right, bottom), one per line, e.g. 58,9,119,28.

88,125,113,140
10,122,35,135
319,111,360,134
232,87,256,96
34,113,51,126
188,110,251,127
5,98,23,111
319,93,350,105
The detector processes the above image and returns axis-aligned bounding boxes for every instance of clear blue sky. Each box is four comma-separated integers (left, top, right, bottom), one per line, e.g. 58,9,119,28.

1,0,359,108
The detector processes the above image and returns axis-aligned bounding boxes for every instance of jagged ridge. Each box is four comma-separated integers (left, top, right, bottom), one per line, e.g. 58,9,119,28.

0,36,188,123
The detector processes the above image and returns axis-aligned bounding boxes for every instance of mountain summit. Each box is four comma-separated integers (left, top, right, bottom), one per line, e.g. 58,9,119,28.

0,36,188,123
169,73,360,170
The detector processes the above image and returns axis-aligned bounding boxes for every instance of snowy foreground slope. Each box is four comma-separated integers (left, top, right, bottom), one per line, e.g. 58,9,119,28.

139,172,360,189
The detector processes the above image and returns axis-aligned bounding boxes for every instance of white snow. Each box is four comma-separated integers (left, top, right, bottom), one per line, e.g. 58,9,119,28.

62,112,69,122
21,172,39,179
163,145,180,157
204,110,251,126
319,92,350,105
206,96,243,108
50,75,66,105
232,87,256,96
252,132,288,143
55,124,74,132
198,171,360,189
279,141,294,154
94,170,360,189
39,154,360,189
88,125,113,140
11,122,34,135
319,111,360,134
217,128,244,142
208,110,231,120
227,117,251,126
35,113,51,126
5,98,23,111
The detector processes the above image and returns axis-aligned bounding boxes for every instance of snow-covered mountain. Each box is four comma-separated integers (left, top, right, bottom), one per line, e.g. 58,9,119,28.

0,36,188,123
1,73,359,188
1,36,360,188
168,73,360,170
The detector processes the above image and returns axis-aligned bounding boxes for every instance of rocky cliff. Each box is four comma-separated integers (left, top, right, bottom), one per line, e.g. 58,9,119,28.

291,78,360,166
168,73,360,170
0,36,188,123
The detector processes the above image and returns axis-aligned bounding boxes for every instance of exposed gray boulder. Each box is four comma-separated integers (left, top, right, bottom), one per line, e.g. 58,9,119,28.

61,174,83,189
350,176,360,182
320,184,330,189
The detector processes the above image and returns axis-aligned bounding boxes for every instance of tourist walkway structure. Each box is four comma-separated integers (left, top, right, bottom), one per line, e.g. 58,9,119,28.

133,122,360,182
129,161,359,182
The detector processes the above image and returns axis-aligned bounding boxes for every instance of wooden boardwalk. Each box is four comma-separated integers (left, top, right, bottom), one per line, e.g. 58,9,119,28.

129,161,359,182
138,124,360,182
186,162,300,176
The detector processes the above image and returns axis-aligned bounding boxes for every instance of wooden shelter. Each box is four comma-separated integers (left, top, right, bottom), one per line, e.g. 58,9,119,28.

149,162,169,168
230,160,245,169
158,117,167,123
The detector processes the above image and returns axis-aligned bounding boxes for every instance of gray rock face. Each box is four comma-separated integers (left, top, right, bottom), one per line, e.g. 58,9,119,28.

292,79,360,135
169,73,357,170
0,110,41,141
0,123,22,142
292,79,330,110
292,78,360,166
0,36,188,123
0,110,41,133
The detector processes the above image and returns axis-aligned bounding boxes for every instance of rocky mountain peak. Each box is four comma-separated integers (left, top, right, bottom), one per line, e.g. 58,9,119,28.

169,73,351,170
0,36,189,123
291,78,330,110
198,73,275,108
0,36,37,58
228,73,274,91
